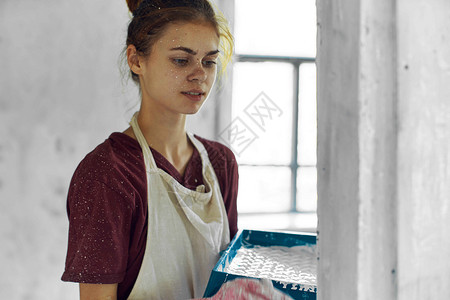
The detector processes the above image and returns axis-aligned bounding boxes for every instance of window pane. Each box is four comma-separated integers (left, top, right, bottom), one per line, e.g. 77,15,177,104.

234,0,317,57
297,63,317,166
296,166,317,212
237,166,291,213
230,62,293,165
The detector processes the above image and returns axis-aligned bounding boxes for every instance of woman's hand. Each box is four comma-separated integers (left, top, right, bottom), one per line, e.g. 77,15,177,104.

201,278,293,300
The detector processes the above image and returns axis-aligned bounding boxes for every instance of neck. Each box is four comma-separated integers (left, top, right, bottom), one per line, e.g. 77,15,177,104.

136,107,189,157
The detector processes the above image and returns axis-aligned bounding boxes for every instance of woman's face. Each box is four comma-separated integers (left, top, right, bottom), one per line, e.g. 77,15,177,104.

137,22,220,116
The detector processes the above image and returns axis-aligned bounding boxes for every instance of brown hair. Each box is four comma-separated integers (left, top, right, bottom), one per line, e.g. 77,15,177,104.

125,0,233,84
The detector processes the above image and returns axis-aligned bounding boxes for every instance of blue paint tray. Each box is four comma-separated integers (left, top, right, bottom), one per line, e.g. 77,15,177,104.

203,229,317,299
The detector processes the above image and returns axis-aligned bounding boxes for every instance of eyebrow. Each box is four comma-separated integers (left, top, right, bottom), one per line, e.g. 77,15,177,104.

170,46,220,56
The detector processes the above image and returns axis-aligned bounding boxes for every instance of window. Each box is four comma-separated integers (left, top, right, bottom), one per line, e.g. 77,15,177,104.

222,0,317,231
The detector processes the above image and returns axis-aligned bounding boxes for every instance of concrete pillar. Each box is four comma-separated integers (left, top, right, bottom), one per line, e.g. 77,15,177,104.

396,1,450,298
317,0,450,299
316,0,361,298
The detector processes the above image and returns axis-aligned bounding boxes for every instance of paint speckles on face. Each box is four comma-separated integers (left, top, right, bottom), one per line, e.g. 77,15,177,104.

137,22,220,116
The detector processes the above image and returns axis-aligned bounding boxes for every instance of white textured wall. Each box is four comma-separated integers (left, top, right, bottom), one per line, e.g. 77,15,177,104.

0,1,133,299
0,1,221,299
397,1,450,298
317,0,450,299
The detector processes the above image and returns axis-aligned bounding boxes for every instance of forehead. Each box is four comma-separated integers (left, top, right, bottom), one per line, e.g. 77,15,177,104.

155,22,220,53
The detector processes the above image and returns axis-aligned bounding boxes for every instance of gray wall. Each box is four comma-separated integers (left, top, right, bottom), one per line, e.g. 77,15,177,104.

317,0,450,299
1,2,135,299
0,1,222,299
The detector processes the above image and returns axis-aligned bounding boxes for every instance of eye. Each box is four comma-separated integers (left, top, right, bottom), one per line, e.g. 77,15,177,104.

172,58,189,66
202,60,217,68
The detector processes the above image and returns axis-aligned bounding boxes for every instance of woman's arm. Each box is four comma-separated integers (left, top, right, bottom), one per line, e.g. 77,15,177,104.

79,283,118,300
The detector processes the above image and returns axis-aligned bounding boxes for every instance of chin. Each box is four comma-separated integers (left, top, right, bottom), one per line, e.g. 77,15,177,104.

184,108,202,115
183,103,205,115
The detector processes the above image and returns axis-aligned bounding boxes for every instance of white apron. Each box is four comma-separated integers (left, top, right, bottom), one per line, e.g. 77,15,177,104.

127,113,230,300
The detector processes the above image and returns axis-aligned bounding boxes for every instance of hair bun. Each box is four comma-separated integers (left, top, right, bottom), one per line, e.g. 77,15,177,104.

126,0,144,14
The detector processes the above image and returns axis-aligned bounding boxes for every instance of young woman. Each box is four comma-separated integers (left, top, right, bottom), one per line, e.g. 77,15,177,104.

62,1,238,299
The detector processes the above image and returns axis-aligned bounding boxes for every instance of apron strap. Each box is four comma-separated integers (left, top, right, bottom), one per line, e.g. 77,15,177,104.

187,132,211,174
130,112,158,170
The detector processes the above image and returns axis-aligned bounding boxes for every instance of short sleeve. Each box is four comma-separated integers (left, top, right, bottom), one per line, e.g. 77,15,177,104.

62,179,134,284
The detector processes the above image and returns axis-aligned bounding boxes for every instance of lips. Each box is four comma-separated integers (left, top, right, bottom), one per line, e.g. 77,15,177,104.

181,90,205,101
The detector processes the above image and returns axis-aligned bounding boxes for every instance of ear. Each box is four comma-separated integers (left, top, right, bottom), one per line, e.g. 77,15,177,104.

126,45,143,75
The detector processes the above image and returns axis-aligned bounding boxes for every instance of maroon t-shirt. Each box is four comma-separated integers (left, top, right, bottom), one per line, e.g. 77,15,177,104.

61,132,239,299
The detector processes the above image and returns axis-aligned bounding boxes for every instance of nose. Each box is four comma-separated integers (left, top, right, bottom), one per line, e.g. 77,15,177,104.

187,61,208,82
